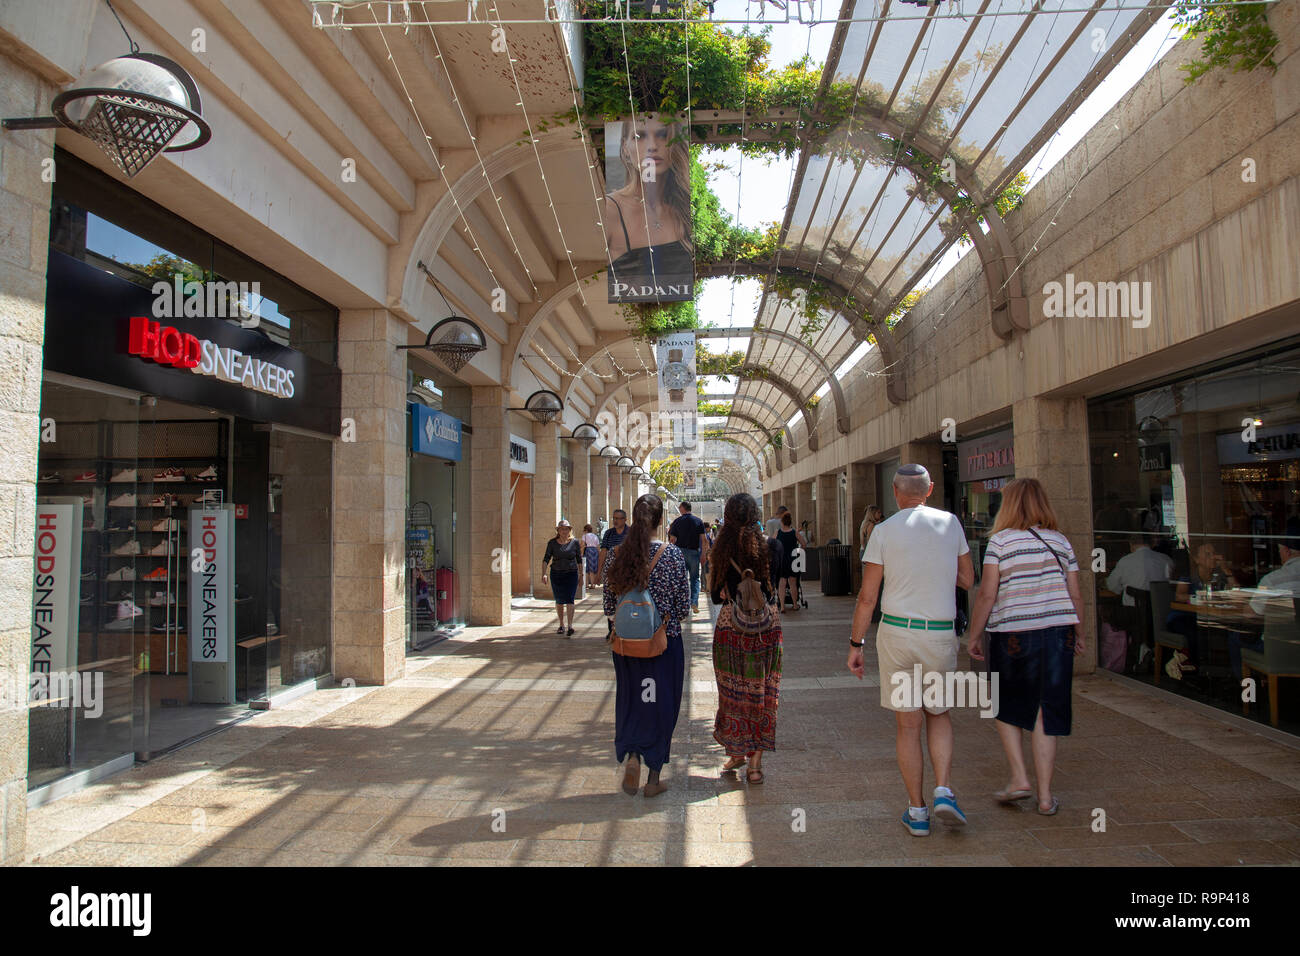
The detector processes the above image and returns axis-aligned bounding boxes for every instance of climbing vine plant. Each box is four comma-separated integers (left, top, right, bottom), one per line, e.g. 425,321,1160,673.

1174,0,1279,84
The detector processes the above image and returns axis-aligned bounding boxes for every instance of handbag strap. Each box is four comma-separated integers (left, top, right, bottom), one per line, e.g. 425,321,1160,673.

1026,527,1067,577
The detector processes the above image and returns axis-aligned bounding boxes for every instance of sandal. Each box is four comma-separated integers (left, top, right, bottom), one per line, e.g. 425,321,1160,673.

994,788,1033,804
1037,796,1060,816
721,756,746,773
621,756,641,795
746,767,765,785
643,780,668,798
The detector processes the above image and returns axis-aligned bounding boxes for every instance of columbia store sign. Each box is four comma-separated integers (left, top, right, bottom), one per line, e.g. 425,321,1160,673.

128,316,296,399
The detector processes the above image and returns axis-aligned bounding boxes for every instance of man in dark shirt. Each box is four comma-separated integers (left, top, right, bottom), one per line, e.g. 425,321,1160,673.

669,501,706,613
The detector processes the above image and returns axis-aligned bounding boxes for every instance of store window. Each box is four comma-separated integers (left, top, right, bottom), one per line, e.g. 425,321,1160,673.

956,427,1015,582
1089,340,1300,733
33,152,340,787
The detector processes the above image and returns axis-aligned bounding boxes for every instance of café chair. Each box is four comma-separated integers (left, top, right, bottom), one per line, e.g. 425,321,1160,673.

1149,580,1187,686
1240,598,1300,728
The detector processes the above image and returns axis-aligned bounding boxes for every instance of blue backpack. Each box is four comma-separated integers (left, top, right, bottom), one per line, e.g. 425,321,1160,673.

610,545,669,658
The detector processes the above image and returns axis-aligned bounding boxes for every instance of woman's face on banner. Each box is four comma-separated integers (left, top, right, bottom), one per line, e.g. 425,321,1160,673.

626,117,672,180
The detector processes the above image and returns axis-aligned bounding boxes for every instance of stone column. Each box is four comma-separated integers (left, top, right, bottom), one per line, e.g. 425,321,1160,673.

333,310,408,685
572,442,591,529
846,461,877,590
0,57,56,865
815,472,839,546
589,454,608,526
532,421,561,600
622,473,635,515
469,387,511,625
899,440,946,505
795,481,814,534
1014,396,1097,674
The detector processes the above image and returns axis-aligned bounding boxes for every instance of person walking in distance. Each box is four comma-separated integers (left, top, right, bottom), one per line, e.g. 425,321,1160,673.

542,519,582,636
847,464,975,836
581,523,601,591
775,511,807,611
668,500,707,616
709,493,782,785
599,509,630,640
966,478,1085,816
603,494,690,797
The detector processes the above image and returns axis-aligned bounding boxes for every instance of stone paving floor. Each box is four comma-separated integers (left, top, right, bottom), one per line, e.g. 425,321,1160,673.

24,593,1300,866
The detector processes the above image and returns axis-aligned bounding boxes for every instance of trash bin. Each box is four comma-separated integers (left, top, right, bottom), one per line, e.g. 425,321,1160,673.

821,543,852,596
801,546,821,581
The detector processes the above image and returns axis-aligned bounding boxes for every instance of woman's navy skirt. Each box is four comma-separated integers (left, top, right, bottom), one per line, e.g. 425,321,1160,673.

584,546,599,574
987,625,1075,736
550,570,579,604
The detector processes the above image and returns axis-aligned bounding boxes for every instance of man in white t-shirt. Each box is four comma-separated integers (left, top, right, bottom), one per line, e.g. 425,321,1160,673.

765,506,786,540
847,464,974,837
1105,534,1174,606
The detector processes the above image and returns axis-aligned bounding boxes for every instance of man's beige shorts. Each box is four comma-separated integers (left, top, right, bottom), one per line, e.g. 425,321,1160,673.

875,621,958,714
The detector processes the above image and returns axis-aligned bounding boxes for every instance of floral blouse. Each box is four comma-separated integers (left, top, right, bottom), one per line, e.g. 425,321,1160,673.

603,541,690,642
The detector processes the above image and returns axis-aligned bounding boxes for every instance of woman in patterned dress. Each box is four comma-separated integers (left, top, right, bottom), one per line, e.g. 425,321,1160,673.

603,494,690,797
708,493,782,784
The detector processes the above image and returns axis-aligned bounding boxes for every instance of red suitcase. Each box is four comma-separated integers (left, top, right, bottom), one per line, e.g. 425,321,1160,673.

436,567,458,624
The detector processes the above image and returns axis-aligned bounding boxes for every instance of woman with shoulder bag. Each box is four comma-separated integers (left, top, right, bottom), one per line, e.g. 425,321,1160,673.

708,493,782,785
602,494,690,797
967,478,1085,816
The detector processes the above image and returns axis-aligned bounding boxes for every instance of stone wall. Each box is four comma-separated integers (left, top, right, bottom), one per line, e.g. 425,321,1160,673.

0,49,56,865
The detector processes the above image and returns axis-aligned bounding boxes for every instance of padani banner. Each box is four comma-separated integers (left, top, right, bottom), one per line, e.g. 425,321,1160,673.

603,116,694,304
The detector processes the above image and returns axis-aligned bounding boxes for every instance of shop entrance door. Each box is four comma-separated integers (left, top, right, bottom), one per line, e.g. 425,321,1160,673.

510,474,532,596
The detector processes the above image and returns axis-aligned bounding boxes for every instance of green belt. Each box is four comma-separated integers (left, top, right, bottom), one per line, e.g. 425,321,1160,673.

881,613,954,631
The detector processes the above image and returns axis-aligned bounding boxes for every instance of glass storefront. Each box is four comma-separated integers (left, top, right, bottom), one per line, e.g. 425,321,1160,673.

954,427,1015,584
405,372,469,647
1089,340,1300,733
31,151,340,784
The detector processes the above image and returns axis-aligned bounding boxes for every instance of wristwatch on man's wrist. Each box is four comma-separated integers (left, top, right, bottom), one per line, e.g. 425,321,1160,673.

849,637,864,648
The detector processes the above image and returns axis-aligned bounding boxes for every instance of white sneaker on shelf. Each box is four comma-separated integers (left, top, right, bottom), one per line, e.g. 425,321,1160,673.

112,539,141,556
196,465,218,481
149,540,171,556
106,567,135,582
108,492,136,507
104,600,142,629
110,467,137,483
148,591,174,606
195,489,222,504
150,517,179,532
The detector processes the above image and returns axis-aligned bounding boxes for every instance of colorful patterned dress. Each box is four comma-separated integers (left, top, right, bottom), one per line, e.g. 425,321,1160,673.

603,541,690,772
711,565,782,755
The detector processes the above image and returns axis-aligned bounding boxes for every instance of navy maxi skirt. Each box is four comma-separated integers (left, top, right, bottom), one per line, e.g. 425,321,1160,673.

612,634,686,772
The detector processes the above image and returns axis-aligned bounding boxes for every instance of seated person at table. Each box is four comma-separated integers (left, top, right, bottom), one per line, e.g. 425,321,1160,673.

1166,543,1241,671
1233,518,1300,678
1107,532,1174,605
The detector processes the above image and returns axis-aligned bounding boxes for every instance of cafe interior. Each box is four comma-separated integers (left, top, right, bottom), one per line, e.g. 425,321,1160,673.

1088,340,1300,735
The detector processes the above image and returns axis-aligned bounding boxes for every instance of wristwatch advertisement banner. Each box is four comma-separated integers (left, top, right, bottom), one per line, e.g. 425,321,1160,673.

656,332,697,429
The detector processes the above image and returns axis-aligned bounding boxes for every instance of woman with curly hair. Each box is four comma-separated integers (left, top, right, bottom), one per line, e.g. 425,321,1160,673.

708,493,782,784
603,493,690,797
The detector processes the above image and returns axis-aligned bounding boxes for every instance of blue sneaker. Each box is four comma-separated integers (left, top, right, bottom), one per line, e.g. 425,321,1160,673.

933,792,967,826
901,808,930,837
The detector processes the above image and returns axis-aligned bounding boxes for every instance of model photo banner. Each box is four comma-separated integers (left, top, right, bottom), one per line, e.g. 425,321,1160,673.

603,116,694,303
656,331,697,426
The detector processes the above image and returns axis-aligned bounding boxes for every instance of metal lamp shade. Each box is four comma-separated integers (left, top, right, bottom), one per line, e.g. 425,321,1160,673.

424,316,487,373
524,390,563,424
52,54,210,178
571,423,600,447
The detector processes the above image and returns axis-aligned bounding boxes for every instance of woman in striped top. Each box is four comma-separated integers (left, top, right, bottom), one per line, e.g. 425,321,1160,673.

968,478,1085,816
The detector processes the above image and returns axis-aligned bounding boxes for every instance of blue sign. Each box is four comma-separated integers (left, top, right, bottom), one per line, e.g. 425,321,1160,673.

409,404,462,461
